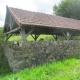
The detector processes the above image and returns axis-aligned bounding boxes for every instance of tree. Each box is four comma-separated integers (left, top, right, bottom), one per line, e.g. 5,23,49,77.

53,0,80,20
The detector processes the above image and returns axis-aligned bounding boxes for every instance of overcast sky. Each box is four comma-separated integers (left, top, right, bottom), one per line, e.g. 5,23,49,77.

0,0,61,26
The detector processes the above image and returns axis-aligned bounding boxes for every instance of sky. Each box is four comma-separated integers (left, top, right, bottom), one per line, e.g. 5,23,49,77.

0,0,61,26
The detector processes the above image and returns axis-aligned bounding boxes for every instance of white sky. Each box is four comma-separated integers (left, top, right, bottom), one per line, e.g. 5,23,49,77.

0,0,61,26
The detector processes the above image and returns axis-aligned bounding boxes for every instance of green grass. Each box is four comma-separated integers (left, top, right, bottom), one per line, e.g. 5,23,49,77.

1,27,80,80
0,57,80,80
8,34,67,41
8,34,80,42
8,35,55,41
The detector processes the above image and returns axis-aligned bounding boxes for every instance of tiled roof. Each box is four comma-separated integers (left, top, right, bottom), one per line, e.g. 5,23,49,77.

8,6,80,30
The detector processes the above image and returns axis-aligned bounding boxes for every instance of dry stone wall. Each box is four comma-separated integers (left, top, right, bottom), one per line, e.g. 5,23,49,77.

4,40,80,72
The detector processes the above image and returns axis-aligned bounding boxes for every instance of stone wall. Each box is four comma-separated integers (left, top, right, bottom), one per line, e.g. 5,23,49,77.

4,40,80,72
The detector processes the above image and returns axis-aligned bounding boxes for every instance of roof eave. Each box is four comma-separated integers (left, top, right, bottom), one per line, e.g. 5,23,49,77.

21,22,80,31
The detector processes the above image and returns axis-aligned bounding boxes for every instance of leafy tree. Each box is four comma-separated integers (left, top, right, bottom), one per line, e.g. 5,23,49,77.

53,0,80,20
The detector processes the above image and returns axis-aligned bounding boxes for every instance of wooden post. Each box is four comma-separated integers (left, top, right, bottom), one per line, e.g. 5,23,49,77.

31,34,40,41
6,34,8,41
66,32,70,40
60,29,72,40
20,27,26,42
26,28,35,38
53,35,59,41
6,34,13,41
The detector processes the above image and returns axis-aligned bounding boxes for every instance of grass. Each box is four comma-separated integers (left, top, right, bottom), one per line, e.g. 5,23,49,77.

8,34,67,41
8,35,54,41
0,57,80,80
1,27,80,79
8,34,80,42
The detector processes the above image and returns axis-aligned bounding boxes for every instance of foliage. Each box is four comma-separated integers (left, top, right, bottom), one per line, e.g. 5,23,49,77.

0,52,11,76
0,27,11,76
0,27,5,42
0,57,80,80
53,0,80,20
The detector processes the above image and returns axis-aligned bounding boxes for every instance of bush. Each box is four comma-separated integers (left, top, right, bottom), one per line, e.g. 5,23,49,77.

0,27,5,42
0,27,11,75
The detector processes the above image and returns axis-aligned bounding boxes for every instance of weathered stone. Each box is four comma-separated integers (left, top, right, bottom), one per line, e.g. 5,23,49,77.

3,40,80,72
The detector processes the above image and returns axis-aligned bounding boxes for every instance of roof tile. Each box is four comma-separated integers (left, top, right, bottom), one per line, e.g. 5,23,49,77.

8,7,80,30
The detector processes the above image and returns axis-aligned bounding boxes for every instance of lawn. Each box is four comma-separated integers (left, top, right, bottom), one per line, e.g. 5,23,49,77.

0,57,80,80
8,34,80,41
8,35,54,41
8,34,66,41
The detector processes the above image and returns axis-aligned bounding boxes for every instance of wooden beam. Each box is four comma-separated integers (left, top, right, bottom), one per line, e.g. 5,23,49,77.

53,35,59,41
60,29,67,39
66,31,75,40
66,32,70,40
26,28,35,38
59,29,77,40
20,27,35,42
6,33,13,41
31,34,40,41
65,32,70,40
31,34,34,39
35,35,40,41
6,27,21,35
60,29,70,40
20,27,26,42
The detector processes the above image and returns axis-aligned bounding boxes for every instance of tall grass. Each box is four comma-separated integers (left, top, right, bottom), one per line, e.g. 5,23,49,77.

0,58,80,80
1,27,80,80
0,27,12,76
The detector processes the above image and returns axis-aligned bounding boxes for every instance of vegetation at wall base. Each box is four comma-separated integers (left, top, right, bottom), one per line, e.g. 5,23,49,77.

0,27,12,77
0,27,5,42
0,43,12,76
0,57,80,80
1,27,80,80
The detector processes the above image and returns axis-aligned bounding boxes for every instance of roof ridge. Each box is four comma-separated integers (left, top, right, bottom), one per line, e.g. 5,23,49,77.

8,6,53,16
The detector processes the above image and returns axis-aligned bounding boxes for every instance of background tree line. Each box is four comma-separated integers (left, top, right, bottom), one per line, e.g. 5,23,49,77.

53,0,80,20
